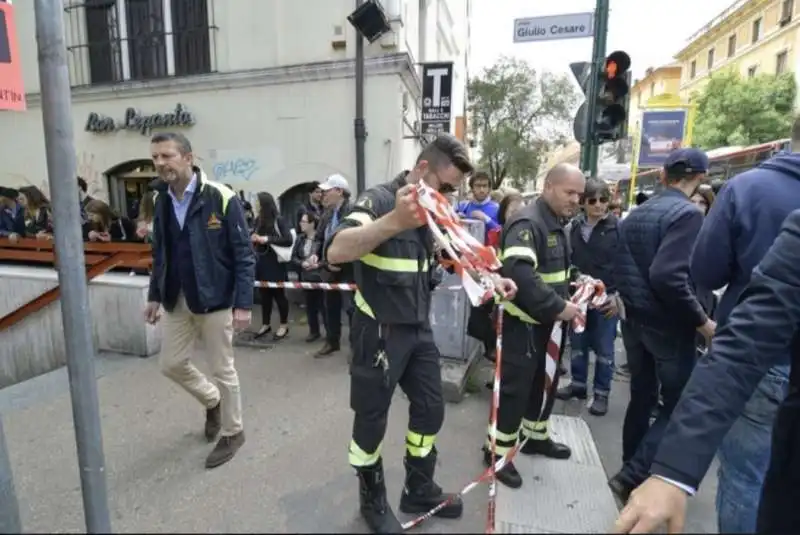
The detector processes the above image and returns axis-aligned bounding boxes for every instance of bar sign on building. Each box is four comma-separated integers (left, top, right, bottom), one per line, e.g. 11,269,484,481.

420,62,454,137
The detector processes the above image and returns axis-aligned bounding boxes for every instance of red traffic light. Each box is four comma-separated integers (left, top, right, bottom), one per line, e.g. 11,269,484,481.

605,51,631,77
606,61,618,79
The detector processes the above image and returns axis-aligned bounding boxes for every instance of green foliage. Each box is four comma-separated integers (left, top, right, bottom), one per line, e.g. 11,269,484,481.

692,70,796,149
468,57,578,189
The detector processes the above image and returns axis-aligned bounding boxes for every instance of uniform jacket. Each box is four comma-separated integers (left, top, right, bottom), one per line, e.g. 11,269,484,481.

651,208,800,490
147,169,256,311
499,196,571,325
333,172,434,325
614,188,706,330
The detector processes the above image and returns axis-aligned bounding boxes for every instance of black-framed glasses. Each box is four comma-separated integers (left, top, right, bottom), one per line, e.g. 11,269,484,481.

586,197,609,205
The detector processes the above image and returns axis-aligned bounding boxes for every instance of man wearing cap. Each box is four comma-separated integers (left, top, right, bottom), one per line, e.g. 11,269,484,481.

609,148,716,502
0,187,25,240
311,174,354,357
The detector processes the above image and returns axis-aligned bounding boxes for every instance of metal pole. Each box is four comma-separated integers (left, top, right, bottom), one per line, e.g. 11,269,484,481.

354,0,367,195
580,0,610,176
33,1,112,532
0,416,21,533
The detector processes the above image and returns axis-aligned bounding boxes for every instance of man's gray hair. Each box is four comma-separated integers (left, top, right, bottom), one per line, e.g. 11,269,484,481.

150,132,193,155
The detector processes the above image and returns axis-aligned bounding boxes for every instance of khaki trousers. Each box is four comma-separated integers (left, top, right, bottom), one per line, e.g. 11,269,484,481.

159,294,243,436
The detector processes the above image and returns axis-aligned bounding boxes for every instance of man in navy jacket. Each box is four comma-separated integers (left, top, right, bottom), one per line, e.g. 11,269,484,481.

610,148,715,501
143,132,256,470
687,142,800,531
614,208,800,534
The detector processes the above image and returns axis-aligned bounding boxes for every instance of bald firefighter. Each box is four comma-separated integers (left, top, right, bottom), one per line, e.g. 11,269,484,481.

484,163,586,488
327,134,516,533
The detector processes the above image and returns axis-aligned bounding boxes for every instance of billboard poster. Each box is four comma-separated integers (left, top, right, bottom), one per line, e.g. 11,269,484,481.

420,62,453,137
0,0,25,111
637,109,687,167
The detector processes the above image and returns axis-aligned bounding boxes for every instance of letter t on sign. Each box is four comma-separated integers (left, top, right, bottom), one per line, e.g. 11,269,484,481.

426,68,448,107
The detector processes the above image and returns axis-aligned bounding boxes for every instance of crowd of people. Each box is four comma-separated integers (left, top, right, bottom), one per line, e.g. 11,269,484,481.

4,122,799,533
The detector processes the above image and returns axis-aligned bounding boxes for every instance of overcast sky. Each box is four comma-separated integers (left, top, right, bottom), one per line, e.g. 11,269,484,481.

470,0,734,82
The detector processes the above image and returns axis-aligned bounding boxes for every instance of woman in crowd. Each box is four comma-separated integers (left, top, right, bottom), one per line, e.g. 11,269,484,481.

291,212,327,343
135,191,156,243
18,186,52,237
608,200,622,218
83,199,136,242
250,191,293,340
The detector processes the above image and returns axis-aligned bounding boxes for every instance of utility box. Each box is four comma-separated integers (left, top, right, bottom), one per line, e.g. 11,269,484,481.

430,218,487,402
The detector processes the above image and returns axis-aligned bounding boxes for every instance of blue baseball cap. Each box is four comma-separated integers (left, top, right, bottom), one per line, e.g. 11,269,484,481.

663,148,709,174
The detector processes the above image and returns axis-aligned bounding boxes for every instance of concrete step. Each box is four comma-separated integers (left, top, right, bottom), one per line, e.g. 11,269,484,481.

496,415,619,534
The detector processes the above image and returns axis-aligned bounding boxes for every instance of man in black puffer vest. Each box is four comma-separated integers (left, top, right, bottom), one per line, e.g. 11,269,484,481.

608,148,716,502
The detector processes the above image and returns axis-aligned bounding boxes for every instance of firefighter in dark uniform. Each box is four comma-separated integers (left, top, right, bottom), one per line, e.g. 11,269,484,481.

483,163,587,489
326,135,516,533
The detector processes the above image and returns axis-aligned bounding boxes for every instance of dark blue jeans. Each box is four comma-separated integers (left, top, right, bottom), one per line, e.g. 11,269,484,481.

619,319,697,486
569,309,618,397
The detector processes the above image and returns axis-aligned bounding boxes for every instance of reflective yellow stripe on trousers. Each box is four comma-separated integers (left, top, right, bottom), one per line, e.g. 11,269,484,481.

406,431,436,457
349,439,382,466
354,254,429,319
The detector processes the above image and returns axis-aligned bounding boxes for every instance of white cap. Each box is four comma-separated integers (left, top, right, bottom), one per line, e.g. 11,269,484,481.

318,173,350,191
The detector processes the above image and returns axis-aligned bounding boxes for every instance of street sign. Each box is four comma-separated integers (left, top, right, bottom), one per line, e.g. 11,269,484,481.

570,61,592,92
513,12,594,43
420,62,453,135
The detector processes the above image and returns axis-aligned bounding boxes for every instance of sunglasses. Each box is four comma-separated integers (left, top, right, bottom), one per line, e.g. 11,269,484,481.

586,197,609,205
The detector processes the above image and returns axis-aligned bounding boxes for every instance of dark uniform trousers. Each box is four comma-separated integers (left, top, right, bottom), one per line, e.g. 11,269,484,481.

488,314,562,455
348,311,445,465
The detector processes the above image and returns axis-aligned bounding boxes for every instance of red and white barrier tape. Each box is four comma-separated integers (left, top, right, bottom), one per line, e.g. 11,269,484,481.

486,305,503,534
542,277,608,412
254,281,465,291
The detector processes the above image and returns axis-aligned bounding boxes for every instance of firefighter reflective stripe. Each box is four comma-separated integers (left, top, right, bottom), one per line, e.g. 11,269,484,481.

355,290,375,318
499,299,538,324
360,253,428,272
486,424,520,456
406,431,436,458
345,211,374,226
204,180,235,214
520,419,549,440
501,246,538,268
540,269,569,284
349,439,382,466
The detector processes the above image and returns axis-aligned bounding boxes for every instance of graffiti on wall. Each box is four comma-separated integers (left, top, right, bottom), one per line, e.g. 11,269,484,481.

212,157,260,182
75,151,108,201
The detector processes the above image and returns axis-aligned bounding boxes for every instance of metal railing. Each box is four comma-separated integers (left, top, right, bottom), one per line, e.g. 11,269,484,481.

63,0,219,88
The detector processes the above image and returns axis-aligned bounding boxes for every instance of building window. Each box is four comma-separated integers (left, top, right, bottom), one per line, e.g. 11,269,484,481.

690,60,696,79
781,0,794,25
707,48,715,69
752,18,762,43
777,51,788,74
748,65,758,77
728,34,737,57
66,0,215,86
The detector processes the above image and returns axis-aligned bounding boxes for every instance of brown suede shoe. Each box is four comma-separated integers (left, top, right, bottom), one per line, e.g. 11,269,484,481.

205,431,245,469
205,402,221,442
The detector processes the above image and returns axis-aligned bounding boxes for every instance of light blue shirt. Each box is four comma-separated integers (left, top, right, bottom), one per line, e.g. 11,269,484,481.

167,174,197,229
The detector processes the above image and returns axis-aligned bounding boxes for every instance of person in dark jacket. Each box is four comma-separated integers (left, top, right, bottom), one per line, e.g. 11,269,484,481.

294,183,323,231
83,199,137,242
291,211,327,343
310,174,354,358
18,186,52,237
250,191,293,340
0,187,25,239
143,132,255,470
613,208,800,535
686,142,800,533
609,148,716,502
557,179,620,416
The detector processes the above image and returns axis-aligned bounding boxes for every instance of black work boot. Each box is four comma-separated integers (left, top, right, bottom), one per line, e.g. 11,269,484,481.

482,447,523,489
521,437,572,460
356,459,403,534
205,401,221,442
556,384,587,401
399,448,463,519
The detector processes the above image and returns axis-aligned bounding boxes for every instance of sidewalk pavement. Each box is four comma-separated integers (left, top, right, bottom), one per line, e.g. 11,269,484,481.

0,317,718,533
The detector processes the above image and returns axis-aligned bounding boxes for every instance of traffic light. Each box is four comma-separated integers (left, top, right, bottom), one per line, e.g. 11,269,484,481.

595,51,631,142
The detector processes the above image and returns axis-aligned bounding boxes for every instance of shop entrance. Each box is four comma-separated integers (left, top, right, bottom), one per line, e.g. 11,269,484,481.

105,160,157,219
